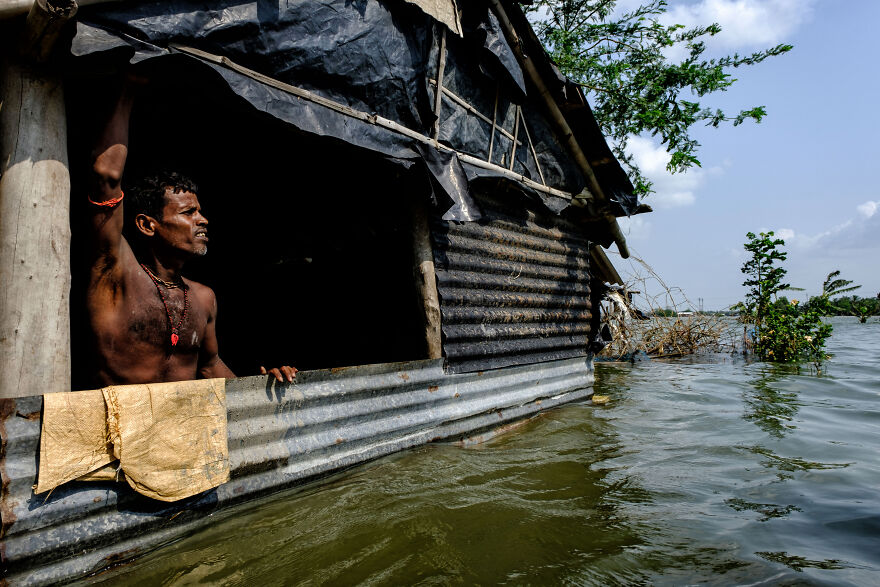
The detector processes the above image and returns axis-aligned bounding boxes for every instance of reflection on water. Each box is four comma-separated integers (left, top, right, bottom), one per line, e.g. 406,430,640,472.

725,498,801,522
743,365,801,438
88,319,880,586
755,551,849,573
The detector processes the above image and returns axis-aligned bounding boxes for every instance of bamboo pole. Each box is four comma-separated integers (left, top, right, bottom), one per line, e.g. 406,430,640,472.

0,61,72,398
428,79,521,146
519,109,547,185
487,85,498,163
171,44,577,202
487,0,630,259
409,198,443,360
508,105,520,171
431,27,447,142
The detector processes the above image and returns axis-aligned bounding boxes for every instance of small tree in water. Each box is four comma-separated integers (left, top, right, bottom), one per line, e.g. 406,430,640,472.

737,232,832,365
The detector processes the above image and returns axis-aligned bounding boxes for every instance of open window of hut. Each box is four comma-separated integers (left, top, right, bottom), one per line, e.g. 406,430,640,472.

67,61,429,388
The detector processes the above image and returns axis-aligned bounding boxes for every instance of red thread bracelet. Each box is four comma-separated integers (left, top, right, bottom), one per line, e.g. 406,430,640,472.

88,191,124,207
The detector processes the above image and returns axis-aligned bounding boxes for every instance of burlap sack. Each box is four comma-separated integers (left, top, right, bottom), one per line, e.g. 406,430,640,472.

36,378,229,501
103,378,229,502
35,389,115,494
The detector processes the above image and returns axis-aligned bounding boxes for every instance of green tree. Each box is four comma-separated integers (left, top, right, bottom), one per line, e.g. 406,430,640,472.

822,270,861,298
526,0,792,195
738,232,831,366
802,270,861,316
740,231,789,333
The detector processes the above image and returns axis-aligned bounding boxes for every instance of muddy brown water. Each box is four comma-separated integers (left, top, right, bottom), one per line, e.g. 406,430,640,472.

85,318,880,586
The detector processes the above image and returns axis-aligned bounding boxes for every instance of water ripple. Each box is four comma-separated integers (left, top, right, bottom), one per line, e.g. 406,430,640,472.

87,319,880,586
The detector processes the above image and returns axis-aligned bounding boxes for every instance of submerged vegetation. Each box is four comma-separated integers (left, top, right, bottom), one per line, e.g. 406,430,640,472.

594,237,872,365
734,232,864,368
596,255,732,361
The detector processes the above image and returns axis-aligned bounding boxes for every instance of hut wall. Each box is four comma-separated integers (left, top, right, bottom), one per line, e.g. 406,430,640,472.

0,356,594,585
432,191,593,373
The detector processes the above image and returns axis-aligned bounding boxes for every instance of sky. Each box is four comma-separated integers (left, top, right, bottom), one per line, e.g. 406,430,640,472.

604,0,880,310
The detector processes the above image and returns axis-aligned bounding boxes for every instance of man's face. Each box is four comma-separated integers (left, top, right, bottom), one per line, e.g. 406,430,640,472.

153,189,210,256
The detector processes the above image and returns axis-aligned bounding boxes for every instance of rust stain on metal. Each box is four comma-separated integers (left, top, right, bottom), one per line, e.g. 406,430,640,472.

428,385,439,393
335,438,344,445
398,373,410,381
0,399,20,541
453,392,460,398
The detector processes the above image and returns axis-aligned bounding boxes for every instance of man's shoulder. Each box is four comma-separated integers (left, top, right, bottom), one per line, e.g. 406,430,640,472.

183,278,216,306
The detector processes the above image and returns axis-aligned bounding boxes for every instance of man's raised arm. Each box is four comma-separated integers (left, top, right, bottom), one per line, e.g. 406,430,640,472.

87,75,142,270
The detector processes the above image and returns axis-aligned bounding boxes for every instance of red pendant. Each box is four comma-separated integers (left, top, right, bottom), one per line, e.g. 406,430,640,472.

171,333,179,346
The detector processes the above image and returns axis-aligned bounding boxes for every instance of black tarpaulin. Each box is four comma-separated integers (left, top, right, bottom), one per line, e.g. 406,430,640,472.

68,0,638,219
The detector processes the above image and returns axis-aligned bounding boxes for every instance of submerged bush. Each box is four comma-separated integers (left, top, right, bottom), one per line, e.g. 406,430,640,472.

736,232,835,367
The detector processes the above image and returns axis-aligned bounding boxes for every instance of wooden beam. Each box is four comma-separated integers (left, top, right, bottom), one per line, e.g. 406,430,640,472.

0,0,36,19
19,0,78,63
0,59,72,398
409,197,443,360
0,0,108,21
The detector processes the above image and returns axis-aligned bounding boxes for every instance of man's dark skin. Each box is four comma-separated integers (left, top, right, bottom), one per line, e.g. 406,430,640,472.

88,75,295,385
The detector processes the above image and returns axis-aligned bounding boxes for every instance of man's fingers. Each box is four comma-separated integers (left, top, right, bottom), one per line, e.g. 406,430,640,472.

260,365,297,382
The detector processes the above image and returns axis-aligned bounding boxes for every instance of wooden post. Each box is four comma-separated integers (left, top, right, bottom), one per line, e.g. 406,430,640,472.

410,199,443,360
0,4,73,398
19,0,78,62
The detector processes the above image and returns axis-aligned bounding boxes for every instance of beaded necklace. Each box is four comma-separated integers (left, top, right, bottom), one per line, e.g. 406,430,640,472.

141,263,189,347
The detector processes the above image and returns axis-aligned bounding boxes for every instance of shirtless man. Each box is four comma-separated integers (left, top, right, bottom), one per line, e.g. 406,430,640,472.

87,75,295,385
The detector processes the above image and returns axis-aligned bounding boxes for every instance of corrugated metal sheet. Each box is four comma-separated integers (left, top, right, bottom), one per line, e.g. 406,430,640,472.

433,193,593,373
0,356,593,585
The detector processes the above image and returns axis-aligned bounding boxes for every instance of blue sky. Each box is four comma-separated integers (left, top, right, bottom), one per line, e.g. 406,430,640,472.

608,0,880,310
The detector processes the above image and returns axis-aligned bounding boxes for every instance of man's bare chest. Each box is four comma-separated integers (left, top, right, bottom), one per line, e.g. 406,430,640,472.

114,283,208,353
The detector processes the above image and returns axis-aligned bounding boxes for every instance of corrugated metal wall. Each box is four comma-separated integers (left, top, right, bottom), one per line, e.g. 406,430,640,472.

0,357,593,585
433,192,593,373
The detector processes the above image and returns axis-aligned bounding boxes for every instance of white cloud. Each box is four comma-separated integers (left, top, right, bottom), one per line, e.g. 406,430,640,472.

627,136,721,209
857,200,879,219
775,228,795,241
664,0,814,50
774,199,880,252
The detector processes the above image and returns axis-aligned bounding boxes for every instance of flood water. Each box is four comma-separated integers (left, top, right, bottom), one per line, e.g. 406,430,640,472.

91,318,879,586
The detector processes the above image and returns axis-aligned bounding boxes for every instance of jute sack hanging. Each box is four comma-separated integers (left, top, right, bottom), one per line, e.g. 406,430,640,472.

35,388,114,494
36,378,229,501
103,379,230,501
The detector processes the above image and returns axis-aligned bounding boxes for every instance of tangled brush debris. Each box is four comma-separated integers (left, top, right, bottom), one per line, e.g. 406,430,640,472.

595,254,735,360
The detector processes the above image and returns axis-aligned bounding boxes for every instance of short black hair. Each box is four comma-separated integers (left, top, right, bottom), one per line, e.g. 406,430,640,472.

127,171,199,221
